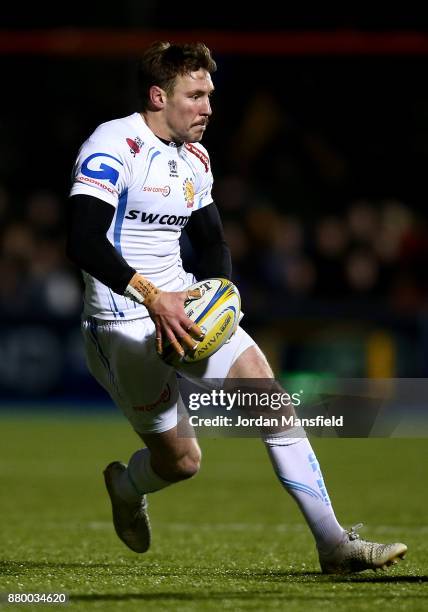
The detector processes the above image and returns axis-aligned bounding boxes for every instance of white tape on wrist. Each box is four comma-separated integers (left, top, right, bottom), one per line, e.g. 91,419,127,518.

124,283,145,305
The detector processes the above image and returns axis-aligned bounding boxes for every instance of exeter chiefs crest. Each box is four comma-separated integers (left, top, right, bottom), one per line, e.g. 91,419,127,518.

183,178,195,208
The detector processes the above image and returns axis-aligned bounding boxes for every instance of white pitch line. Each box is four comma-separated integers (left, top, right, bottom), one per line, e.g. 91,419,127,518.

86,522,428,533
39,521,428,534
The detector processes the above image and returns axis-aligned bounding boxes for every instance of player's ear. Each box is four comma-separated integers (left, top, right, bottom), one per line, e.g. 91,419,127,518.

149,85,167,110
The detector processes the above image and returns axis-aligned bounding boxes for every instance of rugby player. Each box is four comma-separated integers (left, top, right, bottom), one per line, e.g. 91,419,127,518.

67,41,407,573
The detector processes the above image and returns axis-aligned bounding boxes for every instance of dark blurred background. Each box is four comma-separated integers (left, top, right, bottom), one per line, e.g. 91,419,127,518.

2,9,428,405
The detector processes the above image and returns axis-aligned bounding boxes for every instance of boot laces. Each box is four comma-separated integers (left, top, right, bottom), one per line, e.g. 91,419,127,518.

347,523,364,541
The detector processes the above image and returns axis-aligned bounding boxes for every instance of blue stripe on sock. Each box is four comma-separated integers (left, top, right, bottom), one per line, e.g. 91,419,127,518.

278,475,324,501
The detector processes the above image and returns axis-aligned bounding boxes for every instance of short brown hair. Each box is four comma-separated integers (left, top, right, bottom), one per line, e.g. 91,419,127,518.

137,41,217,111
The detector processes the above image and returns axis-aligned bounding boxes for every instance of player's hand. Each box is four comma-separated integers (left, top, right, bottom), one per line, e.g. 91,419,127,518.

146,289,205,357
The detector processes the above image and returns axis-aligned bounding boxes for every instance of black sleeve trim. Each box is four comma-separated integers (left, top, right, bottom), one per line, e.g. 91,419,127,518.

184,202,232,280
66,194,136,294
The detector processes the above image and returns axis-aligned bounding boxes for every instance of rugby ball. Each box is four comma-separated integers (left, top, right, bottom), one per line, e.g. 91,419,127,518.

162,278,241,365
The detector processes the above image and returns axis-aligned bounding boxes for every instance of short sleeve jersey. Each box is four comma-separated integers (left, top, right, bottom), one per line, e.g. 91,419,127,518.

70,112,213,320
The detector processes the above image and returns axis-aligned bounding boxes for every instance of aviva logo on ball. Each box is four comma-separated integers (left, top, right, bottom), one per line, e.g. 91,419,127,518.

162,278,241,366
194,306,235,360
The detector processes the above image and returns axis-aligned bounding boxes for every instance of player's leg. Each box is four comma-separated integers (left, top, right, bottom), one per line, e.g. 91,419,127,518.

102,417,201,554
111,414,201,503
227,343,407,573
82,316,201,552
228,345,345,556
137,421,201,482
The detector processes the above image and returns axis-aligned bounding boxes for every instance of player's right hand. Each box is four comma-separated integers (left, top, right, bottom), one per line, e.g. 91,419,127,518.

146,290,205,357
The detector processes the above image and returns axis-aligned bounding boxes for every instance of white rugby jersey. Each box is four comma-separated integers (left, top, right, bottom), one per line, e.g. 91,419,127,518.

70,112,213,320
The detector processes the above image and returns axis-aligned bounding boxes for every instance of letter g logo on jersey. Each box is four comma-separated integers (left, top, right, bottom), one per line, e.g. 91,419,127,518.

81,153,124,186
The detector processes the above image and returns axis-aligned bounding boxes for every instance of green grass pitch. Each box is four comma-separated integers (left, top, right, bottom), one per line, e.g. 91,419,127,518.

0,412,427,611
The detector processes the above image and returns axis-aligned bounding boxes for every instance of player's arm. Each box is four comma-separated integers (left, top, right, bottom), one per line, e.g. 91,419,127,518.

66,194,203,356
66,194,135,293
184,202,232,280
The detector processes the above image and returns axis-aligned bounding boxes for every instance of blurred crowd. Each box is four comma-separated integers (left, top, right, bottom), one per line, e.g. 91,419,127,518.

1,179,427,320
0,186,81,318
218,175,428,315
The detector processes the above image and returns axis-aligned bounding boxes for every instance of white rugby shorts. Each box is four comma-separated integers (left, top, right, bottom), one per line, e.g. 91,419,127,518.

82,317,255,434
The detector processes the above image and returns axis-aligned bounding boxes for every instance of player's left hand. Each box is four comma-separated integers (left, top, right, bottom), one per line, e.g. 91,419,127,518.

124,273,204,357
147,289,205,357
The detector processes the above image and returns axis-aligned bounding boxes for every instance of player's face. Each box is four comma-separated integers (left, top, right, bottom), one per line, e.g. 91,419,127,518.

165,69,214,143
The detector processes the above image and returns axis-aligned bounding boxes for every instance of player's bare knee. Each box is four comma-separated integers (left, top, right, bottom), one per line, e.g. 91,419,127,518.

228,345,274,378
175,448,201,480
163,447,201,482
